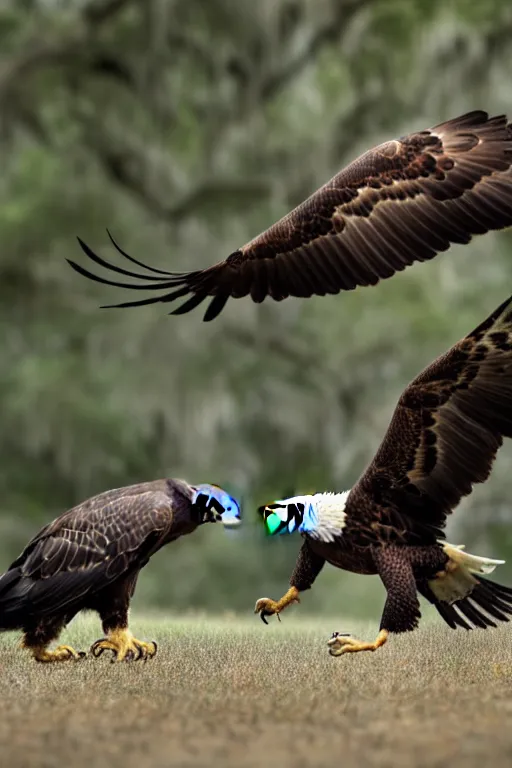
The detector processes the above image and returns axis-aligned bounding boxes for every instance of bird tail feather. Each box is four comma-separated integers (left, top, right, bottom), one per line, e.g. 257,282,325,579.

442,541,504,575
0,569,29,631
428,541,505,603
421,541,512,630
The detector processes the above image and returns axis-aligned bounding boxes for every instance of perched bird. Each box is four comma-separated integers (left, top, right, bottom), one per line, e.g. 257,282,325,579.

255,295,512,656
0,480,240,662
68,111,512,321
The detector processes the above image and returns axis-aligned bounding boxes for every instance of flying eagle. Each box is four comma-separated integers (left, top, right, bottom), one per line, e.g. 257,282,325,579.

68,111,512,321
0,480,240,662
255,295,512,656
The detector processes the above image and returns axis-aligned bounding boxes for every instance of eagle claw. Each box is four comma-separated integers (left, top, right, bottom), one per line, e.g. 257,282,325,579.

327,629,388,656
90,635,158,662
327,632,357,656
90,642,111,660
254,597,280,624
32,644,87,663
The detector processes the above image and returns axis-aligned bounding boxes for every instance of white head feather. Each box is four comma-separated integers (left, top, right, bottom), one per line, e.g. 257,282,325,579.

261,491,351,542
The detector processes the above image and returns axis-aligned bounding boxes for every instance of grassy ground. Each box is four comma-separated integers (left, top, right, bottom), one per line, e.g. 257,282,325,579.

1,614,512,768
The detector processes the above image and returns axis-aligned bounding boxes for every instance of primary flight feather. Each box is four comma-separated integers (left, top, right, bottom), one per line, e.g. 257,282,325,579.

68,111,512,320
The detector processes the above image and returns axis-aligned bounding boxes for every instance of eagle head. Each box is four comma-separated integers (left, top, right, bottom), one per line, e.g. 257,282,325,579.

193,484,241,528
258,495,315,536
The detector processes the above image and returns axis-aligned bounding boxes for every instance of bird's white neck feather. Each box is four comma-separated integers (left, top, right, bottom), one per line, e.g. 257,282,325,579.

267,490,350,541
305,491,350,542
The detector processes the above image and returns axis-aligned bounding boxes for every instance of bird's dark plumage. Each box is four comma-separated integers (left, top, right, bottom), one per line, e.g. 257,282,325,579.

68,111,512,320
0,480,189,625
344,293,512,547
256,296,512,655
0,479,240,662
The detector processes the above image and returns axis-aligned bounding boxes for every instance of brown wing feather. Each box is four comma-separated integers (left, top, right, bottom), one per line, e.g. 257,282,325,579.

68,112,512,320
344,296,512,546
7,481,186,615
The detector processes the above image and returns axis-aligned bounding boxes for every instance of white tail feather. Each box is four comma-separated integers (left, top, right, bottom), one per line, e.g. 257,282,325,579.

429,541,506,604
440,541,505,574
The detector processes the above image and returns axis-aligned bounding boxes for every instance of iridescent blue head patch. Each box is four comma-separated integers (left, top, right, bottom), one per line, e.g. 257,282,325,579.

258,495,318,536
193,484,241,527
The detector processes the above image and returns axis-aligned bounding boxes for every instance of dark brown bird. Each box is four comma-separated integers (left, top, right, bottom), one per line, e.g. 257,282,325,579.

255,295,512,656
68,111,512,321
0,480,240,662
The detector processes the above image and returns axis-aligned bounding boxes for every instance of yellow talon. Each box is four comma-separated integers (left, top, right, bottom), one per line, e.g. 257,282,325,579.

327,629,389,656
254,587,300,624
31,644,86,663
90,628,157,662
254,597,280,624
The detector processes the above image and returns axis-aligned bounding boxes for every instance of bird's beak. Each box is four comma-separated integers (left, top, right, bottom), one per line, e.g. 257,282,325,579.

222,516,242,529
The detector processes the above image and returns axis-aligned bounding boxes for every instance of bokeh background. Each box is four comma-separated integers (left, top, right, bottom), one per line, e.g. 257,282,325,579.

1,0,512,619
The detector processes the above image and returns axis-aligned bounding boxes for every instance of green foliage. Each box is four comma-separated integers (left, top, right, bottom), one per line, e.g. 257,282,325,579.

1,0,512,612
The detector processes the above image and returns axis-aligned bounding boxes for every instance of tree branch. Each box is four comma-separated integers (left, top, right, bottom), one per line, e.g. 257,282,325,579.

258,0,375,103
0,0,376,225
82,124,270,223
0,0,135,103
83,0,133,26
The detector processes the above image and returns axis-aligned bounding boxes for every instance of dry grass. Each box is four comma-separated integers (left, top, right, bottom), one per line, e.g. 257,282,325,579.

1,614,512,767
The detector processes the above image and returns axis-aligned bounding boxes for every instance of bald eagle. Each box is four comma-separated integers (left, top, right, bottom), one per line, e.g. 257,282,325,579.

0,480,240,662
68,111,512,321
255,295,512,656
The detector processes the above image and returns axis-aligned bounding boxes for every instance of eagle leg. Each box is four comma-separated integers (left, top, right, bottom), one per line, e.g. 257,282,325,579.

28,644,86,663
22,620,86,663
254,586,300,624
327,547,420,657
327,629,389,656
90,628,157,662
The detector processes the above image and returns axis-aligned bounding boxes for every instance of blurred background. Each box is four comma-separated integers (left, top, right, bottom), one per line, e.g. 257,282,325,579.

1,0,512,620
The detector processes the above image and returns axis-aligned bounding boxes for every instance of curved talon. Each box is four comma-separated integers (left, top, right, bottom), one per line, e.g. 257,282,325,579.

32,643,86,663
255,597,280,625
135,640,157,660
90,639,119,660
91,641,104,657
327,632,355,657
327,629,389,656
90,634,157,662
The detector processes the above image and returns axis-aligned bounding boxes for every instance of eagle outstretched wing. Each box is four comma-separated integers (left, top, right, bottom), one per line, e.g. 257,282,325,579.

68,111,512,320
344,295,512,546
2,481,180,617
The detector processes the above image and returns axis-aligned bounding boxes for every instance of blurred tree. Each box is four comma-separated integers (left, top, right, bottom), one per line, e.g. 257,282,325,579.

0,0,511,614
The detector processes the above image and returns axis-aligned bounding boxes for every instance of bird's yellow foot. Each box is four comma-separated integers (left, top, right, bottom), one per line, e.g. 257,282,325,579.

254,597,281,624
90,628,157,662
31,644,86,663
254,586,300,624
327,629,389,656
